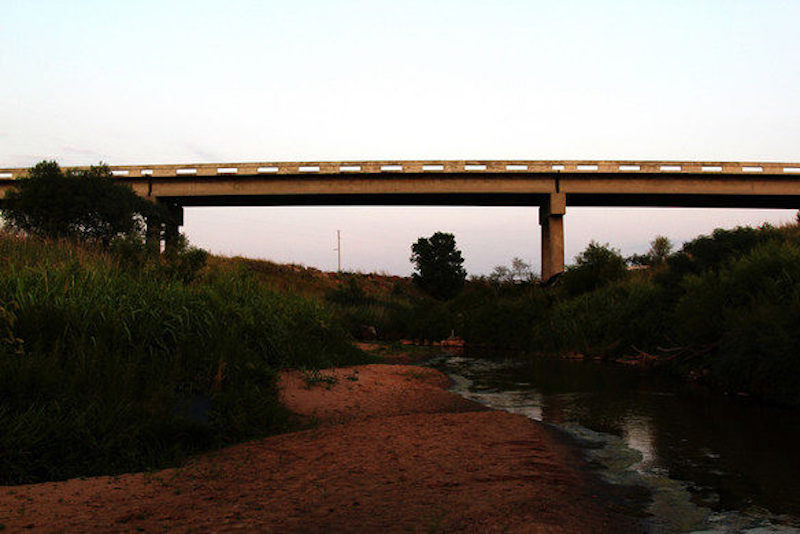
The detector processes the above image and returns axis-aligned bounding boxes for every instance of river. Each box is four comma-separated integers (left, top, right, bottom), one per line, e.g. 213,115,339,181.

426,351,800,533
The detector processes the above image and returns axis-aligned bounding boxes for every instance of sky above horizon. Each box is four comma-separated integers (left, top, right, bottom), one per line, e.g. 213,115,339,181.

2,1,799,274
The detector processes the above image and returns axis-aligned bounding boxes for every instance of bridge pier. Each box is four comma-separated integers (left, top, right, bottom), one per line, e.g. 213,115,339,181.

540,193,565,281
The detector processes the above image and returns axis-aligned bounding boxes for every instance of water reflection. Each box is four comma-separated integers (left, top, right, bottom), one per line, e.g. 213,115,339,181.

623,416,656,473
429,352,800,531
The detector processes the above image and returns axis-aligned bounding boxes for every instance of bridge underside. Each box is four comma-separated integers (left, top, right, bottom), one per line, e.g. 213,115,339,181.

167,193,549,207
567,193,800,209
163,192,800,209
158,191,799,281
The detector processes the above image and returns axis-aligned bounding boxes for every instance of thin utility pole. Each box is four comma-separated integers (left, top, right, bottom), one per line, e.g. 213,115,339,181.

335,230,341,272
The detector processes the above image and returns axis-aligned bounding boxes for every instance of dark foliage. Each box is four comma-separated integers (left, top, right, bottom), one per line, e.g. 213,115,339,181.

659,225,781,287
0,235,368,484
410,232,467,300
627,236,673,267
673,240,800,405
560,241,627,297
2,160,164,245
326,276,371,306
381,223,800,407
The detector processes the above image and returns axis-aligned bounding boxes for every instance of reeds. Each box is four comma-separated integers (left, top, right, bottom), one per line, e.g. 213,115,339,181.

0,234,368,484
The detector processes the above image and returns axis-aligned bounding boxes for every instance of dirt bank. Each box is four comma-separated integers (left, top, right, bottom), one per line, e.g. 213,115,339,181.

0,363,644,532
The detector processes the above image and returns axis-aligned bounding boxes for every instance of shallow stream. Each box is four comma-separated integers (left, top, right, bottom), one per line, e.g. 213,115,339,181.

426,352,800,533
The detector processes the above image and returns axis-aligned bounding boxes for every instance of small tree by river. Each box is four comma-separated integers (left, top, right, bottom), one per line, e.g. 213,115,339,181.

410,232,467,300
561,241,627,297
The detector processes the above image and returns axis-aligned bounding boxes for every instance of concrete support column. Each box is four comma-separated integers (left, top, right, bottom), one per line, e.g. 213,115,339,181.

540,193,566,281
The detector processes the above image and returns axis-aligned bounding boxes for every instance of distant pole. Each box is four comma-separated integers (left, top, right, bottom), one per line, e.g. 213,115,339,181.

336,230,341,272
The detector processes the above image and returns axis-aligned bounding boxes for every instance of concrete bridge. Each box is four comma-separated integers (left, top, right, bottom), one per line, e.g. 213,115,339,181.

3,160,800,279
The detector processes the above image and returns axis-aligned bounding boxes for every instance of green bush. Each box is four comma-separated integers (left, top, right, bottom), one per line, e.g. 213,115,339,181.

0,235,367,484
326,276,370,306
109,232,209,283
448,283,549,347
541,277,668,358
560,241,628,297
658,225,781,289
385,299,454,342
674,240,800,406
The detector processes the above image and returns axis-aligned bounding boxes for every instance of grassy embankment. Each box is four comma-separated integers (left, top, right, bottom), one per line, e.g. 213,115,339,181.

0,234,371,485
207,255,428,341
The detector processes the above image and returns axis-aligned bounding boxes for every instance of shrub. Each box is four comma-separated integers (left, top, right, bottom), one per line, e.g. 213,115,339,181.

560,241,628,297
541,277,668,358
659,225,781,288
674,240,800,406
326,276,370,306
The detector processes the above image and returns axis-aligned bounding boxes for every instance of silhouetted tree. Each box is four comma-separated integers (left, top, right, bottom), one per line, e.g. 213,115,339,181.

2,160,164,245
489,265,512,283
410,232,467,299
489,257,535,284
627,235,674,267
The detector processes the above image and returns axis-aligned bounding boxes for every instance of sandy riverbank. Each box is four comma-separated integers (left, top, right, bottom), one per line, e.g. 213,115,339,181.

0,358,644,532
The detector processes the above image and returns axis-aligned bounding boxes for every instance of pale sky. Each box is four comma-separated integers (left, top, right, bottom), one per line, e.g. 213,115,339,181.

2,1,798,275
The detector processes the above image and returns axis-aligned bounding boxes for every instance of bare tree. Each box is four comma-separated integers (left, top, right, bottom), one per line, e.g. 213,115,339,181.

489,257,535,283
648,236,673,266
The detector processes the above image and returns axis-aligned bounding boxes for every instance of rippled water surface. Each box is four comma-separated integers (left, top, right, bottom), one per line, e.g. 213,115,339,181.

427,352,800,533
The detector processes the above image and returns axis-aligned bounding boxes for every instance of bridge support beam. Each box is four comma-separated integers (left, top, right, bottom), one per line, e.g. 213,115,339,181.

540,193,565,281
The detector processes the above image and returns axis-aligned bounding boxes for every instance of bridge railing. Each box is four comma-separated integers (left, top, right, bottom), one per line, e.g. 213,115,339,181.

2,161,800,180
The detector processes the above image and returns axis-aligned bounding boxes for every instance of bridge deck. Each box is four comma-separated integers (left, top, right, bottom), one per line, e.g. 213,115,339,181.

2,160,800,179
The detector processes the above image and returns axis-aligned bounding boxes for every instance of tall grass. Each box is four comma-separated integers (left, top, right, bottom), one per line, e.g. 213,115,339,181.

0,234,368,484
